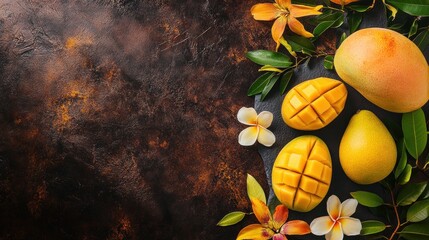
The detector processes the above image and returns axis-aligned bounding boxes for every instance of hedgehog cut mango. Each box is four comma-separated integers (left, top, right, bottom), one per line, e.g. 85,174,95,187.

281,77,347,130
272,135,332,212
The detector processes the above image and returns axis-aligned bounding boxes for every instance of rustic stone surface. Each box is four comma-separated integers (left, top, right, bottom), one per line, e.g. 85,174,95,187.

0,0,271,239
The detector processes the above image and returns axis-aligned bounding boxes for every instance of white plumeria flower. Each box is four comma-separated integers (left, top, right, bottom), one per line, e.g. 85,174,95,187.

310,195,362,240
237,107,276,147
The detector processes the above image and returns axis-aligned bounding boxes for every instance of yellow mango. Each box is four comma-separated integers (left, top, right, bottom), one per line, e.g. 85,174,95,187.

272,135,332,212
334,28,429,113
339,110,397,184
281,77,347,130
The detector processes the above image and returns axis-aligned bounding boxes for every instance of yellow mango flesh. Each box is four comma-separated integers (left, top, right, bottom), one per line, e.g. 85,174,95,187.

334,28,429,113
281,77,347,130
272,135,332,212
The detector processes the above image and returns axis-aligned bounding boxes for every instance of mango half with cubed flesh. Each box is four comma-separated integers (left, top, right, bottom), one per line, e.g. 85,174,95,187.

281,77,347,130
272,135,332,212
334,27,429,113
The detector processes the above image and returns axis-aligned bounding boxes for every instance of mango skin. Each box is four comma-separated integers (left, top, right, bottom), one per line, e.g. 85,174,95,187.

281,77,347,130
334,28,429,113
272,135,332,212
339,110,397,185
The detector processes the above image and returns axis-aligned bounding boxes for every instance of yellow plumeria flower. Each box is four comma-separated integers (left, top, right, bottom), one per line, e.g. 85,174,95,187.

330,0,360,6
310,195,362,240
251,0,323,49
237,107,275,147
237,198,310,240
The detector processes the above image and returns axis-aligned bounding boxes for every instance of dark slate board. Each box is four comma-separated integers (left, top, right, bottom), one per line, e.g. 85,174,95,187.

255,2,429,239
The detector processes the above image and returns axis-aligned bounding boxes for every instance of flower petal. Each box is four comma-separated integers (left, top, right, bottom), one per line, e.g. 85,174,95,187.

289,4,323,18
327,195,341,221
251,3,280,21
257,127,276,147
287,16,314,38
281,220,311,235
340,198,358,218
330,0,360,6
238,126,259,146
272,233,287,240
251,197,272,225
257,111,274,128
272,205,289,230
330,0,342,5
237,107,258,125
310,216,334,236
276,0,291,8
340,217,362,236
237,224,272,240
326,222,343,240
271,15,288,45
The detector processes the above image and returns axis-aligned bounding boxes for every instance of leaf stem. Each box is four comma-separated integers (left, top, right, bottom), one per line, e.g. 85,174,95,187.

323,6,344,12
388,189,400,240
400,220,409,227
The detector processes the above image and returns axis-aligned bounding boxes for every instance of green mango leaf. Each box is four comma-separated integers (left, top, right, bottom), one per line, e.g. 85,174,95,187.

259,65,283,73
316,11,342,22
397,182,428,206
339,32,347,45
247,72,275,96
348,12,363,34
246,50,293,68
386,0,429,16
312,14,344,39
247,174,266,204
407,199,429,222
421,184,429,199
399,219,429,240
350,191,384,207
413,28,429,52
217,211,246,226
394,140,408,179
389,23,405,31
402,108,427,159
279,70,293,95
398,163,413,185
284,35,316,54
323,55,334,70
409,19,419,38
361,220,386,235
261,75,280,101
313,21,336,38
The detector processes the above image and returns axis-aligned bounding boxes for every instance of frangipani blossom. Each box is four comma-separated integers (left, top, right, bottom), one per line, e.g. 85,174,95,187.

237,197,310,240
310,195,362,240
330,0,360,6
251,0,323,49
237,107,275,147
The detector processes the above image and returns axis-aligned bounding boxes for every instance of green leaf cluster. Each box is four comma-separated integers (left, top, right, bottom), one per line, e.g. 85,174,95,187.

246,50,294,100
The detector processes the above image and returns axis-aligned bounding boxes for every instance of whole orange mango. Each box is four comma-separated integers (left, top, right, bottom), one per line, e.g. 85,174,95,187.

334,28,429,113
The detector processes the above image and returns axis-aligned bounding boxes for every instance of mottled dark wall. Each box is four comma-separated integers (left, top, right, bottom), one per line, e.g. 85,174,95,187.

0,0,271,239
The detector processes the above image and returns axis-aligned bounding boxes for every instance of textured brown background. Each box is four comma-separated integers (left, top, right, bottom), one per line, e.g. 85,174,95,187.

0,0,274,239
